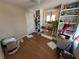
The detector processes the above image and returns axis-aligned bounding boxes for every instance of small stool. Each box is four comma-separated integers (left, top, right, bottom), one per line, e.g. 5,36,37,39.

2,38,19,55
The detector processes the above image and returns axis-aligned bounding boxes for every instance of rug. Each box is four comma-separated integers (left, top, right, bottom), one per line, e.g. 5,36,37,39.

47,41,57,50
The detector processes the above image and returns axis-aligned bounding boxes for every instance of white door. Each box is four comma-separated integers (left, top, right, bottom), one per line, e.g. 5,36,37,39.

26,12,35,35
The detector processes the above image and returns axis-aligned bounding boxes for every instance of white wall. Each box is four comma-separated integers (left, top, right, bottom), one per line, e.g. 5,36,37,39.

0,2,27,59
25,11,35,34
0,2,27,40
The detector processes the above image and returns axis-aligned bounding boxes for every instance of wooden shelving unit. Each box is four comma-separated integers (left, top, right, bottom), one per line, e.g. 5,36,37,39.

61,7,79,11
58,1,79,41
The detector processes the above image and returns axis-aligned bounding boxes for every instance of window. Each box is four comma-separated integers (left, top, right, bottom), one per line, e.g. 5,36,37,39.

46,15,51,22
46,15,56,22
51,15,56,21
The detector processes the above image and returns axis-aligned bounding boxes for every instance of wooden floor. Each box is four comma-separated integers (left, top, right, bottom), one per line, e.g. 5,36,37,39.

5,33,59,59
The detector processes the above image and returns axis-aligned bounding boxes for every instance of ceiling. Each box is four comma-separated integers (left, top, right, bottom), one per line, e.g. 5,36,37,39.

0,0,49,9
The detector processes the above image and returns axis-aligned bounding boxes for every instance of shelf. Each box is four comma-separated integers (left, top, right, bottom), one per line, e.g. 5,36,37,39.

59,22,76,25
60,15,78,17
66,29,74,31
69,23,76,24
61,7,79,11
58,2,79,41
64,32,73,36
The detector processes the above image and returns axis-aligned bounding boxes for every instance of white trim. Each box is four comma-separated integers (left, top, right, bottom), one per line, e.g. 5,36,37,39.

17,35,27,40
41,34,53,40
26,35,33,39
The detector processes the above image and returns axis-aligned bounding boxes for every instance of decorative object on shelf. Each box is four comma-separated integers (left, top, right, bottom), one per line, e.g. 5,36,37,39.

63,1,79,9
61,9,79,16
34,10,40,32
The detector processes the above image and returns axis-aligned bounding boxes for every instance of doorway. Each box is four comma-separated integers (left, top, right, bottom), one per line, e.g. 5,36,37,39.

26,12,35,35
42,5,61,37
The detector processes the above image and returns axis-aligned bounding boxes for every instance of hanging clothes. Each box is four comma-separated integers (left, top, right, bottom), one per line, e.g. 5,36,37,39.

59,20,71,35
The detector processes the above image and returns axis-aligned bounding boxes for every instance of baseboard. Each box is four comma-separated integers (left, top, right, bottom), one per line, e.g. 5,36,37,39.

17,35,27,40
17,34,34,41
41,34,53,40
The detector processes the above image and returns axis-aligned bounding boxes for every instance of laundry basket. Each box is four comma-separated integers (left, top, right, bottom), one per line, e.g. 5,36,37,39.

1,38,19,55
